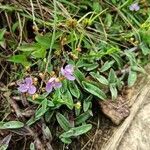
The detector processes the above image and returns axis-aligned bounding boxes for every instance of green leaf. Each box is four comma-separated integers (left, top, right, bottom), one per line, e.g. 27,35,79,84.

83,63,99,71
60,124,92,138
35,99,47,118
35,34,51,48
0,145,8,150
60,80,68,93
140,29,150,45
18,43,40,52
75,110,92,126
90,72,109,85
74,68,85,86
0,134,11,150
125,50,136,65
0,121,24,129
108,69,117,84
68,81,80,98
56,113,72,131
105,13,112,28
100,60,115,72
8,55,31,67
93,2,101,12
45,110,54,123
31,48,46,58
60,137,72,144
110,84,118,100
12,21,19,32
0,28,6,40
75,106,81,117
111,0,116,4
131,65,145,74
82,81,107,100
140,43,150,55
27,99,48,126
30,143,35,150
47,100,54,107
128,69,137,87
61,90,74,109
83,95,92,112
42,125,52,140
111,53,123,68
0,40,6,48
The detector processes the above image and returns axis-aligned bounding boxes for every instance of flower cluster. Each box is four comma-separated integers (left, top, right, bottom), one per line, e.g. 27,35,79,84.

18,77,36,95
18,64,75,95
129,3,140,11
61,64,75,81
46,77,62,93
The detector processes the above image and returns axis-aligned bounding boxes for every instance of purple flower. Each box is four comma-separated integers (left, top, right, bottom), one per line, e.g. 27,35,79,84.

129,3,140,11
46,77,62,93
18,77,36,95
61,64,75,81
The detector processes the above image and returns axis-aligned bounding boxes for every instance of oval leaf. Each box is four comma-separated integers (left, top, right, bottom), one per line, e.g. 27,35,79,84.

100,60,115,72
82,81,107,100
110,84,118,100
56,113,71,131
60,124,92,138
75,111,92,125
128,69,137,87
90,72,108,85
0,121,24,129
68,81,80,98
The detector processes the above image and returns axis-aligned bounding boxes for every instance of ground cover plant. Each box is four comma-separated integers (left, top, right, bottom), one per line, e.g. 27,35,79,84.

0,0,150,149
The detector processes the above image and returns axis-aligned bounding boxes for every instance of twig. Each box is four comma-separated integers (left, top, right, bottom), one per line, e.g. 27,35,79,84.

39,0,57,91
30,0,37,27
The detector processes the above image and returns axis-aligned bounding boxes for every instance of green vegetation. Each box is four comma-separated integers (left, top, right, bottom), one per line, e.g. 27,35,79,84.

0,0,150,149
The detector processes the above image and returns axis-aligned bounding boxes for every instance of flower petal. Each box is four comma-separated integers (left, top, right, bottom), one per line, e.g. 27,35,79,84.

129,3,140,11
54,82,62,89
48,77,56,83
28,85,36,95
129,5,134,11
18,84,28,93
135,5,140,11
65,74,75,81
25,77,32,85
46,82,53,93
65,64,74,74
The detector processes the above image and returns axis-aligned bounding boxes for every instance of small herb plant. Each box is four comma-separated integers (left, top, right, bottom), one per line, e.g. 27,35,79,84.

0,0,150,147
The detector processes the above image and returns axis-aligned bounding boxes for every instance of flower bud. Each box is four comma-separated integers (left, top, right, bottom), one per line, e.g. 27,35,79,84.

134,40,139,45
75,101,81,109
39,73,44,79
32,25,39,32
50,71,55,76
25,66,30,71
55,78,60,82
33,77,38,85
32,94,39,100
33,77,38,82
43,58,47,63
42,88,45,92
130,38,134,41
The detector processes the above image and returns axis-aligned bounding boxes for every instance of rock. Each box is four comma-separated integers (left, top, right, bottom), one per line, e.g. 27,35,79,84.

99,96,130,125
